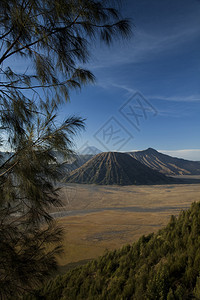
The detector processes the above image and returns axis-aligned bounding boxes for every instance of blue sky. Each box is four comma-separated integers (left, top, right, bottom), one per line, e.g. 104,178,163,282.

2,0,200,160
60,0,200,160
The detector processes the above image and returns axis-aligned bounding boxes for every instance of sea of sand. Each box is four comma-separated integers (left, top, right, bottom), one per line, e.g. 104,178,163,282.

52,182,200,267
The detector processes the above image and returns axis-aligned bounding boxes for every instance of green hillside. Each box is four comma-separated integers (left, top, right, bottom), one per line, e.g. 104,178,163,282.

26,202,200,299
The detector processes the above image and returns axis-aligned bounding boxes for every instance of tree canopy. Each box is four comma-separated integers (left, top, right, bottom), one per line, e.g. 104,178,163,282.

0,1,131,298
25,202,200,300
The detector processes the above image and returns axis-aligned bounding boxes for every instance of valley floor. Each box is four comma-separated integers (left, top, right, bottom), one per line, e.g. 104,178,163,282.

54,183,200,268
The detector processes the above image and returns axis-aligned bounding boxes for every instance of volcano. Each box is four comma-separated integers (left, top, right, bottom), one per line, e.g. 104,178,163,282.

66,152,174,185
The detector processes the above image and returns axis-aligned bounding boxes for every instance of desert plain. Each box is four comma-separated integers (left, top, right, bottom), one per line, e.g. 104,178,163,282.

54,181,200,269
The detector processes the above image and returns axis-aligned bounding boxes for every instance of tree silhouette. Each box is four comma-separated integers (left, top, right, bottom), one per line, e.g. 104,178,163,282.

0,0,131,298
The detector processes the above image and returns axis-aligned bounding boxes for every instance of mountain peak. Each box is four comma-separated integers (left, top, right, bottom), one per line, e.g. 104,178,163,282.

146,147,158,153
67,151,172,185
129,148,200,175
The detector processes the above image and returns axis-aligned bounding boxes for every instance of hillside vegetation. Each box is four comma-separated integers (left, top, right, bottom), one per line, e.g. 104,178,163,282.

26,201,200,300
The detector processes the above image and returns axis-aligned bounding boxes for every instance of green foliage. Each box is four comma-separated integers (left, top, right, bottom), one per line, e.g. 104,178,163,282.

25,202,200,299
0,0,131,109
0,1,131,298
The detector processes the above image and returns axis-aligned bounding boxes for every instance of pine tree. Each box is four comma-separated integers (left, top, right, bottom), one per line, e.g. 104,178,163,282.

0,0,131,298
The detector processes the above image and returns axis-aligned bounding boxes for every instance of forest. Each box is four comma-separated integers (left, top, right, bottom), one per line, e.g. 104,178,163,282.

25,201,200,300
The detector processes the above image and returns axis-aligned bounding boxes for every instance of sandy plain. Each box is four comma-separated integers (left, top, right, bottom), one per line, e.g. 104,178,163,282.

54,183,200,267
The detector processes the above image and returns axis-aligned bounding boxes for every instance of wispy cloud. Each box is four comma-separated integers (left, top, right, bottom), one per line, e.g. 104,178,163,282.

111,83,136,94
88,20,200,69
98,82,200,104
149,95,200,102
159,149,200,161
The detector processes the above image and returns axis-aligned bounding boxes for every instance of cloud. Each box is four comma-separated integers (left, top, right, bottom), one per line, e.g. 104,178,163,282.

159,149,200,161
114,86,200,103
88,20,200,70
111,83,136,94
149,95,200,103
97,82,200,105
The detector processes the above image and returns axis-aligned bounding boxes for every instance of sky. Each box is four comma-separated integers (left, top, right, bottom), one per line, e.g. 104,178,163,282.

57,0,200,160
2,0,200,160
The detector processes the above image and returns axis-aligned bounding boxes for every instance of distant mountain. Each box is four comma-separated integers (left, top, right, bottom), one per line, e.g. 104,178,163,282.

60,146,101,171
127,148,200,175
64,154,94,172
67,152,174,185
78,146,102,155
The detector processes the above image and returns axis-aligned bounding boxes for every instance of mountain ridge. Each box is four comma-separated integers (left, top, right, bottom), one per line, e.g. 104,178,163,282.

128,148,200,175
66,151,174,185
